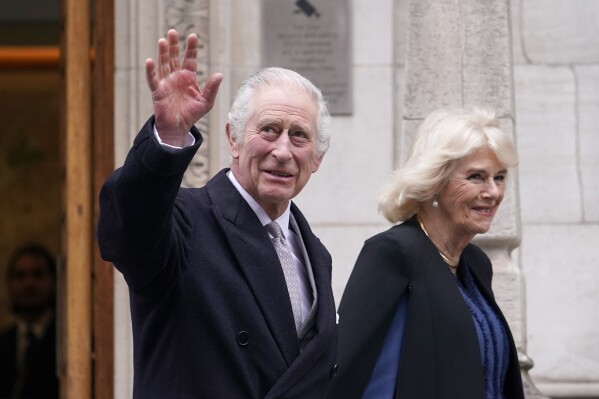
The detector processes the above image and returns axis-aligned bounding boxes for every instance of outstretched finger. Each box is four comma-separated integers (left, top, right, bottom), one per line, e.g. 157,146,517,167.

145,58,159,92
201,72,224,108
182,33,199,73
157,38,170,79
167,29,181,72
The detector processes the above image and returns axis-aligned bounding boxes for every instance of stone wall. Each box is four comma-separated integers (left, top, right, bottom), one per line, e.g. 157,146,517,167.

511,0,599,396
112,0,599,397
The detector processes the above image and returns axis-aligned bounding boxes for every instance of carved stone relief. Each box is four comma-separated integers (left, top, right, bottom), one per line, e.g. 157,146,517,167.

164,0,211,188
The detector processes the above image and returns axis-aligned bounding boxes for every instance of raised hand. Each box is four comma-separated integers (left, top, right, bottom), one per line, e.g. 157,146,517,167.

145,29,223,146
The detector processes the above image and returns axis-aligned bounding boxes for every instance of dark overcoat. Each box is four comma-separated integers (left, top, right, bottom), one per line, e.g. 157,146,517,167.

97,117,337,398
0,319,58,399
327,218,524,399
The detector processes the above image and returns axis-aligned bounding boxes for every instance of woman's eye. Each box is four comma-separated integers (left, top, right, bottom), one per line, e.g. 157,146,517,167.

468,174,484,181
494,175,506,182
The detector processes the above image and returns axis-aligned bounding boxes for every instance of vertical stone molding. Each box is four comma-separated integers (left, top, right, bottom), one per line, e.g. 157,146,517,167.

164,0,212,187
113,0,162,395
400,0,546,397
113,0,212,396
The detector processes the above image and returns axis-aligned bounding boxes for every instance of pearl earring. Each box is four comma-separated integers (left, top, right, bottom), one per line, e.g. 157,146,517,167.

432,193,439,208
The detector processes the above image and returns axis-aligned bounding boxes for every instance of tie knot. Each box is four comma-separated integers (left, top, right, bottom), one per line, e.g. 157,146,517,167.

266,221,284,239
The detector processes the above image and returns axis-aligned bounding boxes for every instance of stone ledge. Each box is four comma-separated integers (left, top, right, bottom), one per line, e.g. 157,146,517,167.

535,382,599,398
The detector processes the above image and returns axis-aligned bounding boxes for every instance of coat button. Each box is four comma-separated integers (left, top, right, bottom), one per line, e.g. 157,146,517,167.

237,331,250,346
330,363,338,378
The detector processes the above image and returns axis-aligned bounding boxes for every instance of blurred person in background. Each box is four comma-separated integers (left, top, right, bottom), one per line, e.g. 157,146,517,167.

0,244,58,399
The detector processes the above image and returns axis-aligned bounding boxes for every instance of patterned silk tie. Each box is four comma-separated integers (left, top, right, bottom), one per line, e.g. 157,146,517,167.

266,221,302,332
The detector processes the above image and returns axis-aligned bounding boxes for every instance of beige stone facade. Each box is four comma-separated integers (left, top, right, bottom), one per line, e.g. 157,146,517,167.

113,0,599,397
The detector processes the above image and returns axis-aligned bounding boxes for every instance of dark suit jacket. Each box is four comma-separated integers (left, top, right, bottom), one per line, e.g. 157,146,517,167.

97,117,337,398
327,218,524,399
0,319,58,399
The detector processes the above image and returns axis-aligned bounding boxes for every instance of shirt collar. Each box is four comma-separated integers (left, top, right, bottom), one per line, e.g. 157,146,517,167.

16,310,54,339
227,171,292,238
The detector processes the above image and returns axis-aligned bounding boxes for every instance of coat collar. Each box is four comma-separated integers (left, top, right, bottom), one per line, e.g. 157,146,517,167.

206,170,300,364
205,169,335,395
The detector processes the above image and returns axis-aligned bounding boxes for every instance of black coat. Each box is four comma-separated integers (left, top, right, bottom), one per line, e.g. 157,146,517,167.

327,218,524,399
97,117,337,398
0,319,58,399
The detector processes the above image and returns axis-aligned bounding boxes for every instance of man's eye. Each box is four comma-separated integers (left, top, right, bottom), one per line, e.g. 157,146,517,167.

494,175,506,182
290,131,309,142
260,126,278,136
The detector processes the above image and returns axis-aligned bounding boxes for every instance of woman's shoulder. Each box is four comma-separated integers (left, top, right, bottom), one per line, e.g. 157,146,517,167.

364,218,424,248
355,219,427,270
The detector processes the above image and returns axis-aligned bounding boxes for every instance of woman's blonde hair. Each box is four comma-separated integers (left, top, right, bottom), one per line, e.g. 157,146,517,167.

378,105,518,223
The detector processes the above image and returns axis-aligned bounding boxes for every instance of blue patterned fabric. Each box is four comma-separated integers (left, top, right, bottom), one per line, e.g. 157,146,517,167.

456,267,510,399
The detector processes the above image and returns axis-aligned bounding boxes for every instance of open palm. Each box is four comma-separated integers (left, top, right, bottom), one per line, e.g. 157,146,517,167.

146,30,222,146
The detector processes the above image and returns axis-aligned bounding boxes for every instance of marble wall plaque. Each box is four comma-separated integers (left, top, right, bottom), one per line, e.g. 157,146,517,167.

262,0,352,115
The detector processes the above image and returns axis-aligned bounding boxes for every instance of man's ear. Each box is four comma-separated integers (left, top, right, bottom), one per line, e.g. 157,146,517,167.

226,122,239,159
312,153,324,173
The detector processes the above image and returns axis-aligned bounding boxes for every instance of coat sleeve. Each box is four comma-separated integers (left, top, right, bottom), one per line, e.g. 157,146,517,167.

96,116,202,292
327,230,412,399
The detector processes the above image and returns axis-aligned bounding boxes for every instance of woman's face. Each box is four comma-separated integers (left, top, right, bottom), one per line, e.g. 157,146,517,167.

437,147,507,238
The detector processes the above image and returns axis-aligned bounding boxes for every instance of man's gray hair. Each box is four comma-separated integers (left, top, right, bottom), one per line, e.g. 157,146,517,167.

227,67,331,156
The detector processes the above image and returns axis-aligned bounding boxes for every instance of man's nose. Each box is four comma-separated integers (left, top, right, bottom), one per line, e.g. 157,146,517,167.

272,131,292,161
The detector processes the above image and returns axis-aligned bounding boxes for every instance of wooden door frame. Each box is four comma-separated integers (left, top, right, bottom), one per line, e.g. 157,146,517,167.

61,0,92,396
91,0,115,397
0,0,115,397
61,0,115,397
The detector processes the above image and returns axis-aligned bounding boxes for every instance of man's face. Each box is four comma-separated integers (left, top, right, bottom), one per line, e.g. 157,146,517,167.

8,254,56,317
228,85,323,219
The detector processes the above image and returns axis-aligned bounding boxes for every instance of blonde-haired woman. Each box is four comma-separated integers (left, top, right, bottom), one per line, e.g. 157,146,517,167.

327,105,525,399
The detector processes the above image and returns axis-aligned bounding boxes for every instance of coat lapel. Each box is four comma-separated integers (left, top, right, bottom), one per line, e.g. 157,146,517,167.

466,250,525,398
398,221,485,398
265,203,336,398
206,170,335,396
206,170,300,365
0,327,18,388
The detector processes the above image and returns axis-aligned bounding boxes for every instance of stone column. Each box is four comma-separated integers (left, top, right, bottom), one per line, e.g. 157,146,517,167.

399,0,546,397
